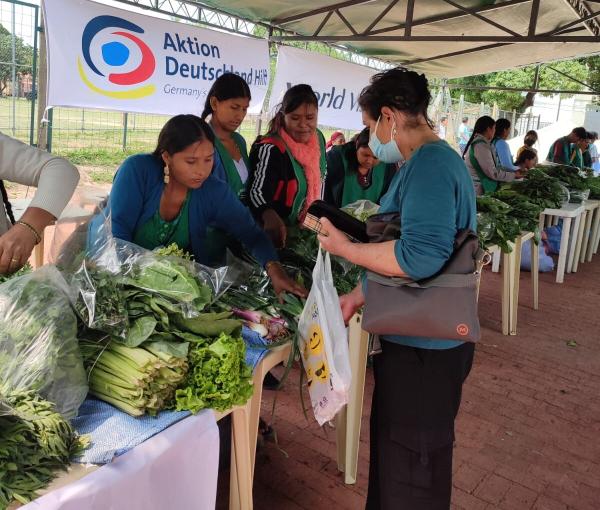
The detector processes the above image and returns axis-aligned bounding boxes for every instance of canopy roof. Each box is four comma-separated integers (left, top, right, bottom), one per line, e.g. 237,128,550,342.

128,0,600,78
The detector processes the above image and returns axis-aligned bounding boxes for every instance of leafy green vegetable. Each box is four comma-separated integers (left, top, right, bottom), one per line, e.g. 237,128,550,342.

505,167,565,209
0,262,32,284
175,333,253,413
80,340,188,416
0,268,88,419
476,196,522,253
0,388,88,508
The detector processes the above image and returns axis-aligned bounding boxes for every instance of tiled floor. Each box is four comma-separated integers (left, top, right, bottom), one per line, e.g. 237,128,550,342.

220,256,600,510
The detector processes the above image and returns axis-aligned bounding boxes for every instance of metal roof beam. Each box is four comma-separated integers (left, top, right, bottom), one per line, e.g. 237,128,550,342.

550,8,600,34
441,0,523,37
405,0,415,36
270,34,600,42
363,0,399,35
562,0,600,35
335,8,359,36
274,0,376,25
368,0,531,36
528,0,540,35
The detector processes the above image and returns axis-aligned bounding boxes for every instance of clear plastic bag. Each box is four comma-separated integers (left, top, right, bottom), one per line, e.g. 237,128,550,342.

0,266,88,420
341,199,381,222
66,211,232,340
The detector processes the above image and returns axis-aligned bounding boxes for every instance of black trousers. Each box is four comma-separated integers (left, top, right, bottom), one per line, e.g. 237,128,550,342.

366,340,475,510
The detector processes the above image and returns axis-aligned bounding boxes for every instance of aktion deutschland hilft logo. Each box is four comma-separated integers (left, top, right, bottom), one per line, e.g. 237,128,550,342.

78,15,156,99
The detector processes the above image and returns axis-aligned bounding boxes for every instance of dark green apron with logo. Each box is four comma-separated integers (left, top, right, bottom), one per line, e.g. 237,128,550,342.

470,138,499,194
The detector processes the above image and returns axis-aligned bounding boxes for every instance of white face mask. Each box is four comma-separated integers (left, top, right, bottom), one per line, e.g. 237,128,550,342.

368,115,404,164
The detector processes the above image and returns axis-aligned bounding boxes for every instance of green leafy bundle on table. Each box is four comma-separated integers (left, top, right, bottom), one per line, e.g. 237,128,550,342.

175,332,253,413
587,176,600,199
538,164,588,191
0,268,88,420
0,262,32,284
0,389,88,509
476,196,521,253
490,189,543,237
503,167,564,209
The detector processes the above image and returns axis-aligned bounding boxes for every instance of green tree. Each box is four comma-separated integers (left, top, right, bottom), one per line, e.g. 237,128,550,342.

0,25,34,96
449,60,589,112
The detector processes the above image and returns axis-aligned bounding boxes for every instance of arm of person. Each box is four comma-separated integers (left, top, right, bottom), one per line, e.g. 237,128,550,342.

213,184,306,298
552,141,566,164
474,142,517,183
109,157,147,242
0,134,80,272
324,148,344,207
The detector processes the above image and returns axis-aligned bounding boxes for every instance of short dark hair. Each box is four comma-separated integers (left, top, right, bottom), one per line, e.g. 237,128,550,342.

572,127,588,139
516,148,538,165
267,84,319,135
152,115,214,163
201,73,251,120
358,67,433,128
462,117,469,123
441,116,448,122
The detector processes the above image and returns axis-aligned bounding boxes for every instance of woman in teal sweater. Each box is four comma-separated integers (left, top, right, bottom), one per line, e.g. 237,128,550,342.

319,68,476,509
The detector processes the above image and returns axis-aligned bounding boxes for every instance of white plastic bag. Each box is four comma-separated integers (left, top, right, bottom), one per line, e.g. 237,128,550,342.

298,248,351,426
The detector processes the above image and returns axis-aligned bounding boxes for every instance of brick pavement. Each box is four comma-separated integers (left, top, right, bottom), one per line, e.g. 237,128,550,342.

220,257,600,510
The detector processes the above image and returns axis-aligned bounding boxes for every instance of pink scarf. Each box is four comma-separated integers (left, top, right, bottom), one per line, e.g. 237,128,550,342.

279,129,322,221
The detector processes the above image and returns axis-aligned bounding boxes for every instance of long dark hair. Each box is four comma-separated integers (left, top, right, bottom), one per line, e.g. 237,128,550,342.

201,73,251,120
462,115,496,158
494,118,511,141
0,181,15,225
266,84,319,136
358,67,433,129
152,115,215,164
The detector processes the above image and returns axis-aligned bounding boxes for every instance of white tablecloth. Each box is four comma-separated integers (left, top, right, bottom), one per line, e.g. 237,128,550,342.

20,411,219,510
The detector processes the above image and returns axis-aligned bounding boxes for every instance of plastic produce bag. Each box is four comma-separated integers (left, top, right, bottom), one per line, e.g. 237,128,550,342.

342,199,380,222
67,211,231,338
0,266,88,420
298,249,351,426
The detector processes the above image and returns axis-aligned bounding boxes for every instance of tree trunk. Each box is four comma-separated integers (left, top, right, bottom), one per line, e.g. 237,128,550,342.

520,91,536,112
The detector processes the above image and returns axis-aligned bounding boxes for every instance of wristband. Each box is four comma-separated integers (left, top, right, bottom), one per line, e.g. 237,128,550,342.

16,220,42,245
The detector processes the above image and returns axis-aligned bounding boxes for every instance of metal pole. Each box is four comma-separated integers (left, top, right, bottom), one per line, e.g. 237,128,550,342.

36,16,49,150
46,108,53,153
511,110,516,133
29,4,39,146
556,95,562,122
11,1,17,135
122,112,129,151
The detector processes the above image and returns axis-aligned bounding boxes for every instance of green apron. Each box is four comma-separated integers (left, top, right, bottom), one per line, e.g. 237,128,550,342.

547,137,572,164
470,138,499,194
213,132,249,198
278,131,327,224
133,192,190,251
341,156,387,207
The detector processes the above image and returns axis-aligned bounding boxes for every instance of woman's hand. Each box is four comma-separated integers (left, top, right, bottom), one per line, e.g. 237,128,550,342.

0,224,37,274
339,284,366,324
266,261,308,302
262,209,287,249
317,217,352,259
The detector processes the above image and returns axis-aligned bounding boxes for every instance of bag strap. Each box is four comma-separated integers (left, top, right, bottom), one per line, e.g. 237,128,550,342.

367,271,479,289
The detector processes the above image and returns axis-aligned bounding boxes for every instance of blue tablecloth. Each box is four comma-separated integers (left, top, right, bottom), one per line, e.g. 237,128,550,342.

73,328,274,464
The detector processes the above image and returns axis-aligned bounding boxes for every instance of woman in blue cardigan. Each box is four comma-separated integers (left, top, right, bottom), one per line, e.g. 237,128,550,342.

94,114,305,298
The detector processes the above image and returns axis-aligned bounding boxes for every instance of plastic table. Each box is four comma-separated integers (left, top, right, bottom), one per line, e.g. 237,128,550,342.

581,200,600,263
540,204,585,283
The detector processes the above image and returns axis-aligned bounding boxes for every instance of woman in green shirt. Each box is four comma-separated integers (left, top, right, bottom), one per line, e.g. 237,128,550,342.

201,73,251,198
324,127,396,208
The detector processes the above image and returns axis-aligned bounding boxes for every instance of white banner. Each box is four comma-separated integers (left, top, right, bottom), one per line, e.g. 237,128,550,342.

270,46,377,131
42,0,270,115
